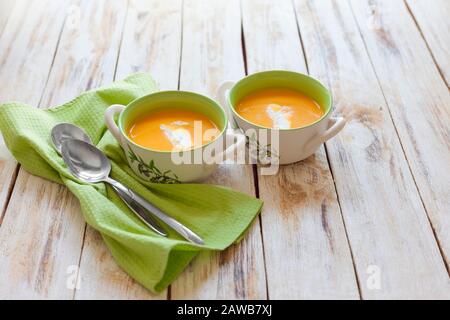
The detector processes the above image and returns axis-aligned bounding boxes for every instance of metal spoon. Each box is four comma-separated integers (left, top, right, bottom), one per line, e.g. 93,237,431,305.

51,123,167,237
61,138,204,245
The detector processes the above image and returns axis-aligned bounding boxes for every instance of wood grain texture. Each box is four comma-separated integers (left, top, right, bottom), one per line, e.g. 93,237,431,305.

350,0,450,274
0,170,85,299
0,0,16,35
0,0,127,299
39,0,126,106
74,225,157,299
0,0,69,104
116,0,182,90
0,0,69,223
242,0,359,299
406,0,450,86
75,0,183,300
294,0,450,299
170,0,266,299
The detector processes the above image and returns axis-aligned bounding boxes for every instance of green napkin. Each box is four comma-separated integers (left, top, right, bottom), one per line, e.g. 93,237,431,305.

0,73,263,293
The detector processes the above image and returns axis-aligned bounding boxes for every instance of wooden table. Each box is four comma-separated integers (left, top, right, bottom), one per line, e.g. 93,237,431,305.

0,0,449,300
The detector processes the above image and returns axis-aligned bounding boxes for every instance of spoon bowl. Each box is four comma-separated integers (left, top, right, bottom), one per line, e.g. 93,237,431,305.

51,123,92,154
61,139,111,183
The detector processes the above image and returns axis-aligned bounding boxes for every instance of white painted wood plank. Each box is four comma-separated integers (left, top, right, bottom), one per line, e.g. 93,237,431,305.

294,0,450,299
74,225,157,299
39,0,126,106
170,0,266,299
116,0,182,90
0,170,85,299
0,0,69,223
0,0,68,104
0,0,127,299
0,0,16,35
350,0,450,276
241,0,359,299
406,0,450,86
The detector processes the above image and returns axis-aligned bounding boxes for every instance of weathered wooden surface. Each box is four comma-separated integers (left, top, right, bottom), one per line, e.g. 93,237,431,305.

0,0,127,299
0,0,15,34
350,0,450,274
406,0,450,86
0,0,69,222
0,0,72,298
0,0,448,299
294,0,449,299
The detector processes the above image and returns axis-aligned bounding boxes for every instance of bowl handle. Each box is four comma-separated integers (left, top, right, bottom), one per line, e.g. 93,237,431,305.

105,104,126,143
216,81,239,130
304,116,346,154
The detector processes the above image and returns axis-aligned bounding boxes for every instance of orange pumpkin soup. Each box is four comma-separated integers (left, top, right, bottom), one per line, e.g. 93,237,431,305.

127,108,220,151
235,88,324,129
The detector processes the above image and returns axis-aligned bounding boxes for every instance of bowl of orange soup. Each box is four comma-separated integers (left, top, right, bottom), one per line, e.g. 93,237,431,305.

105,91,244,182
216,70,346,164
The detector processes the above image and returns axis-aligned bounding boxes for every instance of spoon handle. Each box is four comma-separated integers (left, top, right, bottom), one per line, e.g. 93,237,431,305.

105,177,204,245
111,185,168,237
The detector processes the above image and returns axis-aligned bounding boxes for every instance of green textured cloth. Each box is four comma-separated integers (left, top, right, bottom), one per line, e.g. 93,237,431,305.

0,73,262,293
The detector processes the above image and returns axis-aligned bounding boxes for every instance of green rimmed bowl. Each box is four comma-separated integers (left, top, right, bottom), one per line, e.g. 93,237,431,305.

105,90,244,182
216,70,346,164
